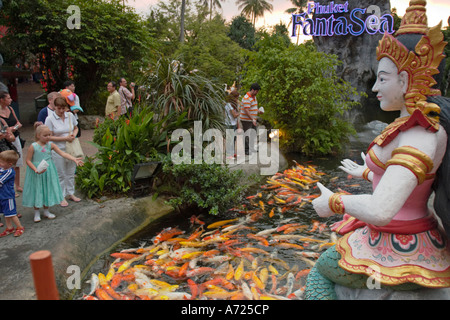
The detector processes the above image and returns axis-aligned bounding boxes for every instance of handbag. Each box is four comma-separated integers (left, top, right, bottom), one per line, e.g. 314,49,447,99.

65,113,84,158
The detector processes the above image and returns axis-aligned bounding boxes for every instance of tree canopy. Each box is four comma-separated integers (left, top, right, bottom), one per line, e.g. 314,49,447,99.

1,0,154,112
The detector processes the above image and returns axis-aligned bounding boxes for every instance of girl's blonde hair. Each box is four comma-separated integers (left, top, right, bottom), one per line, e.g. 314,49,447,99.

35,125,51,141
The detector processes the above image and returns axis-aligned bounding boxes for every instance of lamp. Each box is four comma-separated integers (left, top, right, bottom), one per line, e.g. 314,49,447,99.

131,161,161,198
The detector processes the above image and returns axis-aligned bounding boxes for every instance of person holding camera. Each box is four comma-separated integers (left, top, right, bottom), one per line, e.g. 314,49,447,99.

118,77,135,118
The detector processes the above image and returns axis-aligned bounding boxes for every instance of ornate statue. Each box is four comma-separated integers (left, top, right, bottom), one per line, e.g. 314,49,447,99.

304,0,450,299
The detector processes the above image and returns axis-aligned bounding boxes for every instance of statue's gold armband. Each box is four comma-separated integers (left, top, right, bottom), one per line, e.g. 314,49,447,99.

362,168,371,181
329,193,345,215
386,146,434,185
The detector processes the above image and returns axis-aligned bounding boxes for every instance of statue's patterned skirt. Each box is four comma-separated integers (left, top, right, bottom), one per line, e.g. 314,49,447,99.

336,226,450,288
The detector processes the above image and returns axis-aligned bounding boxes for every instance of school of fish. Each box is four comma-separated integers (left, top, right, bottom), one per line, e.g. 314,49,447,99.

82,162,340,300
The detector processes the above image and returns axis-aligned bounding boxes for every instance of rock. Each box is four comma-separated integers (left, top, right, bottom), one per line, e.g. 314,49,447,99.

312,0,391,100
77,115,104,130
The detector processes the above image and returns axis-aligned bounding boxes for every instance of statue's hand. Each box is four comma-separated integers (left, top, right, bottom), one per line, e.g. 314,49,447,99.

338,152,367,178
312,182,335,218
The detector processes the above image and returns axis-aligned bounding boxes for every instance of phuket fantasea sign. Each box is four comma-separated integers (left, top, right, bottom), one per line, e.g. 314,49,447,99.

291,1,395,37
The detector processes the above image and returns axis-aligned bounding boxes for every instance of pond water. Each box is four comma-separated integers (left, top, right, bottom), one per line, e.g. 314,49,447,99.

77,118,382,300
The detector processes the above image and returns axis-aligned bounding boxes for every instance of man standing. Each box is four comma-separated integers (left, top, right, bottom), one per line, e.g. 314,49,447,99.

118,77,135,117
240,83,261,155
36,91,59,126
105,81,121,120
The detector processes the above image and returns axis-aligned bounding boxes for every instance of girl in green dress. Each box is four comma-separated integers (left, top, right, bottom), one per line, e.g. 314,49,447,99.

22,125,83,222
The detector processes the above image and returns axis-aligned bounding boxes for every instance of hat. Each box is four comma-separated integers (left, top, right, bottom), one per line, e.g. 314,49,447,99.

70,105,84,113
59,89,75,107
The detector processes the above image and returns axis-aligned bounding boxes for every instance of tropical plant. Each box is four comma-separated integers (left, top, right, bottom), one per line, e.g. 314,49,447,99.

285,0,307,14
140,56,226,131
76,109,189,198
198,0,224,20
162,161,248,215
235,0,273,27
242,34,361,156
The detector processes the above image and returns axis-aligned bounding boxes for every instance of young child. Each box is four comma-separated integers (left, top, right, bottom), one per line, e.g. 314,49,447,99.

22,125,83,222
0,150,24,237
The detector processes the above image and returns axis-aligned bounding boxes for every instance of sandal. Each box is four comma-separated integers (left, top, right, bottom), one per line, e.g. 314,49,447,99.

14,227,24,237
0,228,15,237
68,195,81,202
60,200,69,207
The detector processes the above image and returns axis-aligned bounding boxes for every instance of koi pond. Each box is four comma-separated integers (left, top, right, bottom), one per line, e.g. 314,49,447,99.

77,119,378,300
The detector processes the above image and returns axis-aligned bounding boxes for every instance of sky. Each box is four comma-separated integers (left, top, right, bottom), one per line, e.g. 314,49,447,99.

128,0,450,30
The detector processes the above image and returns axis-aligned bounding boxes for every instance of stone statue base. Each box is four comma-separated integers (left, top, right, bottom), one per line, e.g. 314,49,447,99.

336,284,450,300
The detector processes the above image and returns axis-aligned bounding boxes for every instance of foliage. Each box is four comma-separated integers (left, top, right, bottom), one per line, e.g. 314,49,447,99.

241,33,360,156
236,0,274,27
175,13,246,85
162,161,248,215
228,16,256,50
1,0,154,114
75,109,189,198
139,56,226,131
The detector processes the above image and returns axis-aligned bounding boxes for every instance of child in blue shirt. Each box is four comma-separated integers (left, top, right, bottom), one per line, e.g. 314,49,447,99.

0,150,24,237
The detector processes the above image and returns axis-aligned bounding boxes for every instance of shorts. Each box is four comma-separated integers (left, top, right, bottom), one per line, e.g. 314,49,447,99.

0,199,17,217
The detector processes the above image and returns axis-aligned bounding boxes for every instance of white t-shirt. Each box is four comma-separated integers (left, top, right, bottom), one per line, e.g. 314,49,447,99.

225,103,237,126
45,111,78,150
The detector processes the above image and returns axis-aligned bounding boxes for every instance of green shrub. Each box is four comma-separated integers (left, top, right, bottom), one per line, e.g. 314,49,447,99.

162,161,249,215
242,36,361,156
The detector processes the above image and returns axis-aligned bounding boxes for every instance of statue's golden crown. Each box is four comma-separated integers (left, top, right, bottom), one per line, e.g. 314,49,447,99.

376,0,447,120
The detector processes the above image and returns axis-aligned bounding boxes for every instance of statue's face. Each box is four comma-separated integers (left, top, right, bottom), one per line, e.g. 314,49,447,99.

372,57,407,114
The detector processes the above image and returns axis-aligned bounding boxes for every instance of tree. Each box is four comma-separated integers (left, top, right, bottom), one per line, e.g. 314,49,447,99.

228,15,256,50
285,0,307,14
198,0,224,21
235,0,273,27
0,0,154,113
175,12,245,85
285,0,307,44
180,0,186,42
242,33,361,155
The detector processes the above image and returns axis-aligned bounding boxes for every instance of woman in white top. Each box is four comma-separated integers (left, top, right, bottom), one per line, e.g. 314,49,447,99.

224,90,240,158
44,97,80,207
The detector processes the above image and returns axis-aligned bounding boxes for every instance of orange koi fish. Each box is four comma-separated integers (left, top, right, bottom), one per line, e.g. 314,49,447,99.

153,227,184,244
272,242,304,250
308,220,320,233
226,263,234,281
295,269,311,281
189,215,205,226
110,253,141,260
95,288,114,300
186,267,215,278
206,218,239,229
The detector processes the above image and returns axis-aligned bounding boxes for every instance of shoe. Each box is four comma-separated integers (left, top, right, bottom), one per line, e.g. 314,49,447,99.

60,200,69,207
34,215,41,223
0,228,15,237
44,212,56,219
14,227,24,237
